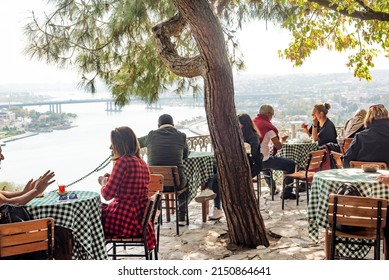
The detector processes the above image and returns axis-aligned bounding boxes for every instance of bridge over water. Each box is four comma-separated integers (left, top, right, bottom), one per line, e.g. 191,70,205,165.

0,98,123,113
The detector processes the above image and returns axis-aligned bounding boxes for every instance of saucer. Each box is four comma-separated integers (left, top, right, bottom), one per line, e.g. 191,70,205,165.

57,191,68,195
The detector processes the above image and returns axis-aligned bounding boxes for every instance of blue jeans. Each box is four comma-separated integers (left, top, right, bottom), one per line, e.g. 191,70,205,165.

262,156,296,193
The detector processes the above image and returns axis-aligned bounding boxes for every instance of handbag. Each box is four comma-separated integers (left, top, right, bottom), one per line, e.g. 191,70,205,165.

0,203,32,224
335,183,362,232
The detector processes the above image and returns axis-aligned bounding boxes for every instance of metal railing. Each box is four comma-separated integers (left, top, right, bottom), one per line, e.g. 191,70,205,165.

140,135,213,159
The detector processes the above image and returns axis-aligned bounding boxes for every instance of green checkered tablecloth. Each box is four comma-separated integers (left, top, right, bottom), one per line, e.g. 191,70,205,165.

272,142,318,180
184,151,214,202
26,190,108,260
277,142,319,169
308,168,389,258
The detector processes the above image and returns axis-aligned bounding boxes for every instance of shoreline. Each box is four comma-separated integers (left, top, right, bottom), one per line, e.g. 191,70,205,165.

186,120,209,136
1,131,39,144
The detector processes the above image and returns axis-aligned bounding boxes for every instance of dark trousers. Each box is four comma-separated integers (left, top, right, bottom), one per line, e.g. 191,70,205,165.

262,156,296,193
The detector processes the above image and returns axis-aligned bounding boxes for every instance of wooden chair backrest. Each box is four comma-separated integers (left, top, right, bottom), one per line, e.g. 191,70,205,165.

328,194,387,229
307,149,326,171
342,138,353,153
349,161,388,170
148,166,180,191
0,217,55,258
148,174,164,197
330,151,344,169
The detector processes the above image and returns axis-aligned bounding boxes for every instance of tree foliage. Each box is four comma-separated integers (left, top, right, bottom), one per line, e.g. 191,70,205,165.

280,0,389,81
23,0,389,248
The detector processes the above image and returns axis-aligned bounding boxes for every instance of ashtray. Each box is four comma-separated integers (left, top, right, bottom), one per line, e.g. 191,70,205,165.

362,164,379,173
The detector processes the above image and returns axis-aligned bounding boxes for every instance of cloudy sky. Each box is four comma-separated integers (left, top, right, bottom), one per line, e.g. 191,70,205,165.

1,1,388,86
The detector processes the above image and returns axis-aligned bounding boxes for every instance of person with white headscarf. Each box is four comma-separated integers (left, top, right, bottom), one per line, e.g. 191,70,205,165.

343,108,367,138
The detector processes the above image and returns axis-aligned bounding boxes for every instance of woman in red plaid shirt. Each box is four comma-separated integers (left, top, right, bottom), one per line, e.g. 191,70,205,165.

98,126,156,250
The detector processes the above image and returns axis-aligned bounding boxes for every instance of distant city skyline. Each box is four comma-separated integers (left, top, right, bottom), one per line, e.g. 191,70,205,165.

1,1,389,87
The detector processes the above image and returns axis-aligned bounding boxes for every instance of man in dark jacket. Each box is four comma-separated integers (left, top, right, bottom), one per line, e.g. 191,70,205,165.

138,114,189,222
343,104,389,168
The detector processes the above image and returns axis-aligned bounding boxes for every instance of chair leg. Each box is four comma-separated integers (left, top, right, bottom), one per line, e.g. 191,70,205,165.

270,170,274,201
164,194,171,222
296,179,299,206
384,236,389,260
324,229,330,260
202,200,209,223
282,178,286,210
113,242,117,260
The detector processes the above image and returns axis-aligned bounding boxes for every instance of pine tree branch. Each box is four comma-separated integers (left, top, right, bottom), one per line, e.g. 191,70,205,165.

152,13,204,78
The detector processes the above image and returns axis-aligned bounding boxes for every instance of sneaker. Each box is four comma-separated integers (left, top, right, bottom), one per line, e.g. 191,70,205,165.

280,192,298,200
208,207,224,220
195,189,217,203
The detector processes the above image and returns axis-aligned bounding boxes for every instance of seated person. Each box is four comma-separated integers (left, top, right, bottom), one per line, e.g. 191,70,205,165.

238,113,263,177
343,104,389,168
138,114,190,223
343,108,367,139
0,146,55,205
301,103,337,147
253,105,297,199
98,126,156,250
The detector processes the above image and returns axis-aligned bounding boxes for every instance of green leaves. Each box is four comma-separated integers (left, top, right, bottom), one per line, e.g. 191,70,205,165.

280,0,389,80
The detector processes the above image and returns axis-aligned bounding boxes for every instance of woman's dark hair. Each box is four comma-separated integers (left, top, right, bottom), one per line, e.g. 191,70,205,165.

110,126,141,159
238,113,259,140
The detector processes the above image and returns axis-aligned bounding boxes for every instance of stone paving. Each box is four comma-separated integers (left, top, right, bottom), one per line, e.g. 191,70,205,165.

112,187,327,260
155,189,326,260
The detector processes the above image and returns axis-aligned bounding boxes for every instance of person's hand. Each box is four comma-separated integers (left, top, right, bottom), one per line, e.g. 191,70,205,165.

98,176,108,186
22,178,35,193
33,170,55,194
377,174,389,185
312,117,319,126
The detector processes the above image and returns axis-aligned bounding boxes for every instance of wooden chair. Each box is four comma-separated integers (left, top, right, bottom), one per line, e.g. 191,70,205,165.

330,151,344,169
105,192,161,260
349,161,388,170
342,138,353,153
148,174,164,259
282,149,326,210
148,166,189,235
0,217,55,259
325,194,388,260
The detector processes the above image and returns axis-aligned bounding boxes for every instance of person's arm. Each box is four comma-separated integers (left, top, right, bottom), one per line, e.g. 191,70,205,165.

271,136,283,150
182,134,189,159
138,135,148,148
101,158,126,201
342,137,358,168
0,170,55,205
1,179,35,198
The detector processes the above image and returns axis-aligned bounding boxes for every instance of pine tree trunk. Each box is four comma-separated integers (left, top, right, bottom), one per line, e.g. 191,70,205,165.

174,0,269,247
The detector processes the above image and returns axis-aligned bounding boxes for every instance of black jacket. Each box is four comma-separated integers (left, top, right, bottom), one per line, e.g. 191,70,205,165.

138,125,188,187
343,119,389,168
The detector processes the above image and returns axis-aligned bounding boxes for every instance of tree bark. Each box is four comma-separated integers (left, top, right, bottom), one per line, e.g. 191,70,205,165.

173,0,269,247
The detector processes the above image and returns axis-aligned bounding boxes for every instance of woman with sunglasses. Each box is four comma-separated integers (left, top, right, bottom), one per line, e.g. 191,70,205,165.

343,104,389,168
98,126,156,250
